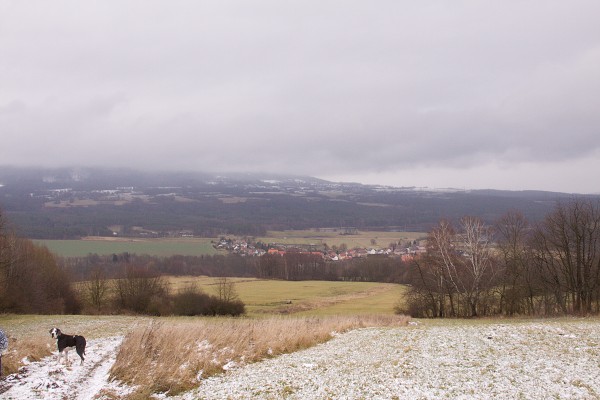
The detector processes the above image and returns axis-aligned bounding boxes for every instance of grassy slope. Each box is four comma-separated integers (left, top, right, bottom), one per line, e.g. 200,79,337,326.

165,276,405,316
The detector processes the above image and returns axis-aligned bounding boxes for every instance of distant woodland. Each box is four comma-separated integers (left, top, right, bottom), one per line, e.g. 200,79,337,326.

0,167,586,239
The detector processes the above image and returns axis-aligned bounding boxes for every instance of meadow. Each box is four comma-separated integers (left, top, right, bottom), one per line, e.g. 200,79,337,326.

33,237,220,257
164,276,406,316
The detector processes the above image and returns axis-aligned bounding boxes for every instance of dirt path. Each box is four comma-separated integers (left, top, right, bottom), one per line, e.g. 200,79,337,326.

1,336,124,400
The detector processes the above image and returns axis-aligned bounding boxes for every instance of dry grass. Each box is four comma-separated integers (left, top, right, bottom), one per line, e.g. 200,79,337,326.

1,332,53,376
110,314,411,396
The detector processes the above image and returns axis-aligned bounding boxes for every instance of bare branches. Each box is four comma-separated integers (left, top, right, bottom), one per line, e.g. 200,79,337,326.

532,198,600,314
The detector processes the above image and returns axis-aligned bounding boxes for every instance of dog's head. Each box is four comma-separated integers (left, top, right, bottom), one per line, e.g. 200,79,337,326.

50,328,62,339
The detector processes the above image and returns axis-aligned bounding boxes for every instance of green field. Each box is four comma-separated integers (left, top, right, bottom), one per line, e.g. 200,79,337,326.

165,276,406,316
34,237,220,257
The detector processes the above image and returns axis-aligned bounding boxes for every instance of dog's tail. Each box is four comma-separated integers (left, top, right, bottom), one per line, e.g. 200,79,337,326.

75,335,86,355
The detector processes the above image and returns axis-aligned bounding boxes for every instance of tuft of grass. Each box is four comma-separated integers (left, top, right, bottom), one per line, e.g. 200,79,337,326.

110,314,410,396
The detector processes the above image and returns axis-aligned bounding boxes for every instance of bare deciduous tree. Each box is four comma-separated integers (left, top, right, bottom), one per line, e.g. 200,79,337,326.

495,211,540,315
407,217,497,317
459,216,496,316
83,266,109,310
214,277,239,303
115,264,166,313
532,199,600,314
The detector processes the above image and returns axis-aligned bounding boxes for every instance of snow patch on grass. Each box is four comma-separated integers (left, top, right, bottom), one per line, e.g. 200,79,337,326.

174,320,600,399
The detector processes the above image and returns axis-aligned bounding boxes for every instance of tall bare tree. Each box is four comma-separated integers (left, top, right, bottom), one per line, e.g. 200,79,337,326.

459,216,496,316
409,217,497,317
115,264,166,313
532,199,600,314
495,211,536,315
214,277,239,303
83,266,109,310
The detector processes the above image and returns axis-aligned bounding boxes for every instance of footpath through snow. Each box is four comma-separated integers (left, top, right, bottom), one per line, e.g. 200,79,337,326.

1,320,600,399
0,336,128,400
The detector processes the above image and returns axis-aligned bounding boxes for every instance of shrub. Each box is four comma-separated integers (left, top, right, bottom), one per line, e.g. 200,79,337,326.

170,284,246,317
173,285,212,316
208,297,245,316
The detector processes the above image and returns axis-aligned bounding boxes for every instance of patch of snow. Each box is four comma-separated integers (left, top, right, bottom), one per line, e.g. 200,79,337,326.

222,360,238,371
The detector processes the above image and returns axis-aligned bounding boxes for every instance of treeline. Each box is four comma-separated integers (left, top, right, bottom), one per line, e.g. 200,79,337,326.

0,210,244,316
402,198,600,318
0,212,80,314
63,252,410,284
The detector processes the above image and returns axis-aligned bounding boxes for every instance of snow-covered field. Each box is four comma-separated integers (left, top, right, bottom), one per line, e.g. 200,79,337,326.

2,319,600,399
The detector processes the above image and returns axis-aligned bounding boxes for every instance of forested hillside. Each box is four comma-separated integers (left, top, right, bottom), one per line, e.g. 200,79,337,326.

0,167,587,239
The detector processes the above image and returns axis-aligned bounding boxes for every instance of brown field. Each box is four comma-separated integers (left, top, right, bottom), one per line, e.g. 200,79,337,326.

257,229,425,249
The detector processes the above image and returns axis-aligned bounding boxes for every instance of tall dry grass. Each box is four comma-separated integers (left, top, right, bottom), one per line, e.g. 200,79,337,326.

110,314,410,396
1,333,53,376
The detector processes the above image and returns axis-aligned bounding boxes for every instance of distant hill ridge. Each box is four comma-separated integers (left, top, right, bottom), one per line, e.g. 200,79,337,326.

0,166,593,239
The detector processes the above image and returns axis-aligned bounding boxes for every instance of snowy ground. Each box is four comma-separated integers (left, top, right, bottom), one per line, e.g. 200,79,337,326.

0,336,131,400
175,320,600,400
2,319,600,399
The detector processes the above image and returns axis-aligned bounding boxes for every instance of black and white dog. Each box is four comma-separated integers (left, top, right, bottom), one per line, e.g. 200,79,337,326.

49,328,86,365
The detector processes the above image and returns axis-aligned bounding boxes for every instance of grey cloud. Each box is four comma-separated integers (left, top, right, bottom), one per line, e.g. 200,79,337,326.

1,1,599,191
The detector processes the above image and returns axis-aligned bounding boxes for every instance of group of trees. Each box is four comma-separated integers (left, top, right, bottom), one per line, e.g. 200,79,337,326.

81,262,245,316
0,211,81,314
0,210,245,316
65,250,410,284
403,198,600,317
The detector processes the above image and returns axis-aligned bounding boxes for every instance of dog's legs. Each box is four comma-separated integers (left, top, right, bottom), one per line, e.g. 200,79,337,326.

63,348,70,366
76,350,84,365
57,350,66,365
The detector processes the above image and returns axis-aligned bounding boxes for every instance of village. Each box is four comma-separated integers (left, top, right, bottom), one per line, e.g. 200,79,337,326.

213,237,426,262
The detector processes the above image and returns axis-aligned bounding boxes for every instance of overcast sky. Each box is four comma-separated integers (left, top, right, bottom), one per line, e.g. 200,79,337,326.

1,1,599,193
